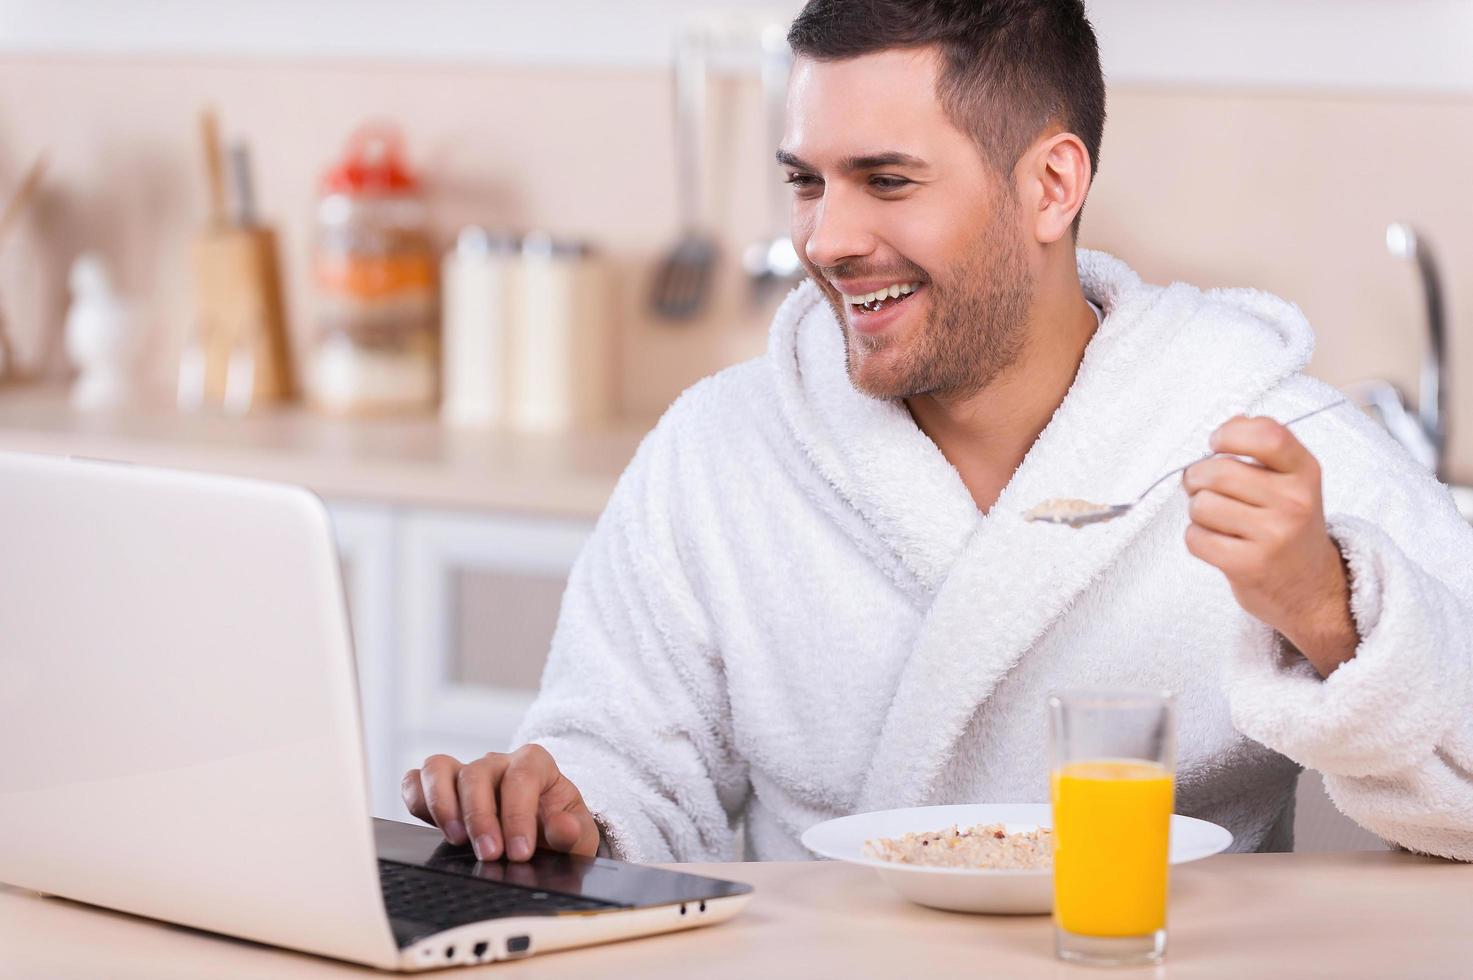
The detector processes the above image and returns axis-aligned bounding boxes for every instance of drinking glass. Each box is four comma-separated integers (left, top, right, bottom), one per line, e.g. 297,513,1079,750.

1048,690,1176,966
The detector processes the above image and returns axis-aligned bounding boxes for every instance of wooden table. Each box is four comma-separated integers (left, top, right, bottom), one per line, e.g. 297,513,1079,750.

2,851,1469,978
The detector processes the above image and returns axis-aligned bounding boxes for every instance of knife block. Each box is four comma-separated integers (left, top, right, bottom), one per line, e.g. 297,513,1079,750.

189,225,294,408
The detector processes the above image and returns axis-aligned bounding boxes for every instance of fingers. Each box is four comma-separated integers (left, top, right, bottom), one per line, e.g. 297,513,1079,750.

1209,416,1312,475
403,744,598,863
412,754,468,845
498,744,560,862
539,776,602,857
1188,418,1324,534
1181,456,1276,507
1186,488,1261,539
1184,522,1261,584
541,809,589,853
457,753,511,862
401,768,430,824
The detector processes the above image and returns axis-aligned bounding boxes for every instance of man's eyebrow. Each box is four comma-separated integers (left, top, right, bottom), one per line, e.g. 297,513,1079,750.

776,149,930,173
776,149,813,170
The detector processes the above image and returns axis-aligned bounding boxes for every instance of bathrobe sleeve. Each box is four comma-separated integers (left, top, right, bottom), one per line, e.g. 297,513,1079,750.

511,395,747,863
1225,408,1473,861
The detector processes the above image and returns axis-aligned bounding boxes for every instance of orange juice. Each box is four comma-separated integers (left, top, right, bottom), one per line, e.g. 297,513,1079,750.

1051,759,1174,936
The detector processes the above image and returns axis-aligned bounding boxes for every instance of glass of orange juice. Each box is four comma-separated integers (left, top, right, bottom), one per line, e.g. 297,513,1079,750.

1049,690,1175,966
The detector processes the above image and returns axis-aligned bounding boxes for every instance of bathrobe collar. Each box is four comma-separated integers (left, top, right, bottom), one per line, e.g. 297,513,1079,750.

768,249,1316,808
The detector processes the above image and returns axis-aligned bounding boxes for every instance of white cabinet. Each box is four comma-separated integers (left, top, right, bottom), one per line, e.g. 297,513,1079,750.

399,509,592,753
327,502,401,818
327,501,593,820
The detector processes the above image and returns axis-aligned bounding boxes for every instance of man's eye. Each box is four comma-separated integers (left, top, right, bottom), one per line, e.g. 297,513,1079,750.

870,175,911,191
785,173,821,189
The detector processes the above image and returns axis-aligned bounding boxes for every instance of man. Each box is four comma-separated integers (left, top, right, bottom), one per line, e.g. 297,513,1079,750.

404,0,1473,865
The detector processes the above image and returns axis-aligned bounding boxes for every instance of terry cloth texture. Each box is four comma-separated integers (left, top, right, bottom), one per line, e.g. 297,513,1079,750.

515,250,1473,864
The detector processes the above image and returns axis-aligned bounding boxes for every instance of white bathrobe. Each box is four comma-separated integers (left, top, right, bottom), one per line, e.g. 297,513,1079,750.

514,249,1473,864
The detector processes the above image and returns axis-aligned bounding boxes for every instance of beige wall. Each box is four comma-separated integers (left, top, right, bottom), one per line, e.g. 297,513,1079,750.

1086,86,1472,485
1,55,1468,481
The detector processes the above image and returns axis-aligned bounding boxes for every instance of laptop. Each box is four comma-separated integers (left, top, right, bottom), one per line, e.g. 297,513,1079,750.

0,451,752,971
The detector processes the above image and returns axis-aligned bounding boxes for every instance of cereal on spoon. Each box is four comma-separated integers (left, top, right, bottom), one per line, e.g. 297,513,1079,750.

1023,498,1112,525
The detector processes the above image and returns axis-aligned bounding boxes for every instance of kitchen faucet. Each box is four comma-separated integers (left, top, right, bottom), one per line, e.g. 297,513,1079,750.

1347,223,1449,483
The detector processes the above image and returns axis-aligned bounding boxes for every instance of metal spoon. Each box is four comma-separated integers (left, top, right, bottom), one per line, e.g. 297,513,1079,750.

742,23,804,303
1025,399,1351,528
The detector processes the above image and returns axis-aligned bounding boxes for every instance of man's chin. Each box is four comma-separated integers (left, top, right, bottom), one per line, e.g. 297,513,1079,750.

845,346,913,401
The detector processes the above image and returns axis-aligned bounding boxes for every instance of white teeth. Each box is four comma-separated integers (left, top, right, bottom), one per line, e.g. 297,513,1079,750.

842,281,920,306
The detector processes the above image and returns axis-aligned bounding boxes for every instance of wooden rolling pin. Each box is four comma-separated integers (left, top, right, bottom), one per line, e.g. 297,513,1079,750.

185,109,293,411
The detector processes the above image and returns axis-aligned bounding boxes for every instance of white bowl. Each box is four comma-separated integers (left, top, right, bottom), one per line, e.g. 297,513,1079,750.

801,803,1233,915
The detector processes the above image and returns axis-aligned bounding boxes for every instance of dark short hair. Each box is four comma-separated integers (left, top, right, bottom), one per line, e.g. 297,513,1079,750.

787,0,1105,235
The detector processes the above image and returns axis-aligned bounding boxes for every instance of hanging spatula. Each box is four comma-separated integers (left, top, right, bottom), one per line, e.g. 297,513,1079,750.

651,30,716,322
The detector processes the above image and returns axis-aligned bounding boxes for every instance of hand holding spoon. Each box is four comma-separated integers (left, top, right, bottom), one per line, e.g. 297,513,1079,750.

1025,400,1350,528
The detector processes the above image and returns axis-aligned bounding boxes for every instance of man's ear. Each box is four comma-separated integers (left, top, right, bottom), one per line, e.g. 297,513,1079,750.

1020,131,1091,245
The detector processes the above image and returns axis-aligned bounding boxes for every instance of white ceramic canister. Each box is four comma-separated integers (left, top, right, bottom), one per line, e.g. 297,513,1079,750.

440,227,519,427
507,233,612,432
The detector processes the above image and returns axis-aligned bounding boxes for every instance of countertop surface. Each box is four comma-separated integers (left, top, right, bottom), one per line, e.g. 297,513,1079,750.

0,386,648,517
4,385,1470,523
2,851,1470,979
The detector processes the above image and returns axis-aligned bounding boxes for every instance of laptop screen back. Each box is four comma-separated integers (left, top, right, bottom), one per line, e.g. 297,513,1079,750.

0,453,399,969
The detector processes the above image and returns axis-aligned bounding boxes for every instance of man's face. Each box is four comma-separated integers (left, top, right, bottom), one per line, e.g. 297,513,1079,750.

780,48,1035,401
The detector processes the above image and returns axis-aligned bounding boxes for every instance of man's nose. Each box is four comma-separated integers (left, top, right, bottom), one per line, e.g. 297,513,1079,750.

802,193,877,271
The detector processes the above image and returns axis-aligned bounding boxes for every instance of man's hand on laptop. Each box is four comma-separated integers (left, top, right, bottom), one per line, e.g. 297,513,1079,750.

402,744,601,862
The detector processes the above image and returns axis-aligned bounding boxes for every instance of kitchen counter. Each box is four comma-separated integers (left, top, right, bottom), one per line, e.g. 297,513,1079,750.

1,851,1469,978
5,385,1469,523
0,386,648,517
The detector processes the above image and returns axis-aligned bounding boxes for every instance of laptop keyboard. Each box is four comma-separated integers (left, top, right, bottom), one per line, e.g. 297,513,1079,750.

378,859,622,933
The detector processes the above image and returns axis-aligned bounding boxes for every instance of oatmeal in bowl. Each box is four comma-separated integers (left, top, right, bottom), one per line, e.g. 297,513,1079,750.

863,822,1053,870
802,803,1231,915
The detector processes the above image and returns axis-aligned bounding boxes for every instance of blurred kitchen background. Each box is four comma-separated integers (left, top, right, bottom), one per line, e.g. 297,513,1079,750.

1,0,1469,851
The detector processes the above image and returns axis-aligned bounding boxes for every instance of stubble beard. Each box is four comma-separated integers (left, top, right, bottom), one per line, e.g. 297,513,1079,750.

825,198,1035,403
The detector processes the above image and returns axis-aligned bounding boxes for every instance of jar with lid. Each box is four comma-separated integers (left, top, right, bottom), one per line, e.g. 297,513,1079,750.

310,124,437,415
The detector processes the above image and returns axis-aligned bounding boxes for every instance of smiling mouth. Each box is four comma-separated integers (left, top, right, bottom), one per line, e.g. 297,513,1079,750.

843,281,923,315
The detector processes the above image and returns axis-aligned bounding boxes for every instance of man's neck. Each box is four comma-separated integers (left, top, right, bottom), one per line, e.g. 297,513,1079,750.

905,273,1100,516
